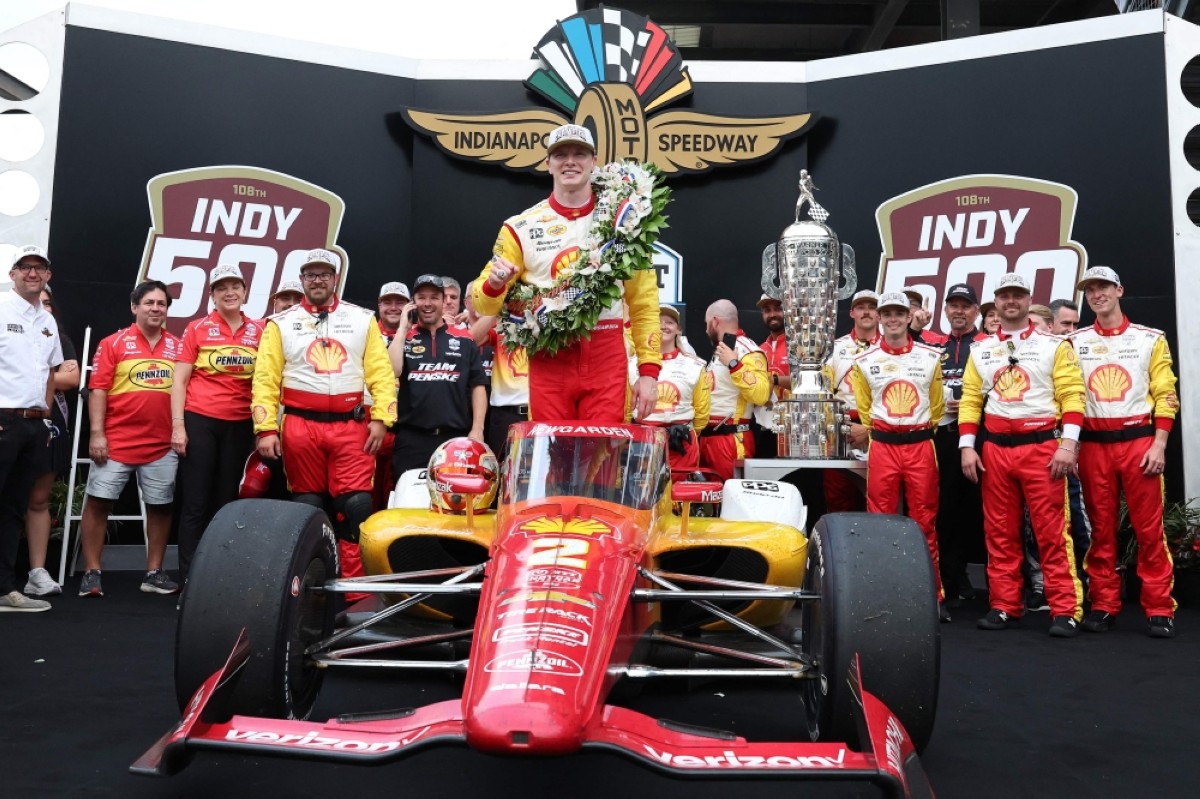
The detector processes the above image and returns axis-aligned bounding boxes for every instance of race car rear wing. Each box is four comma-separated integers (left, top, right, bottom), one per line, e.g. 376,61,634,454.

132,630,933,797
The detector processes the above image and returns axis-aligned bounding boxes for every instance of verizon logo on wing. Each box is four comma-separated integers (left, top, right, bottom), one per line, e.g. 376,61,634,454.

643,745,847,769
223,727,430,752
875,175,1087,334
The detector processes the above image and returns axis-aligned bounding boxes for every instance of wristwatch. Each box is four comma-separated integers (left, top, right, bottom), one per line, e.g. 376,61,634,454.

727,358,739,370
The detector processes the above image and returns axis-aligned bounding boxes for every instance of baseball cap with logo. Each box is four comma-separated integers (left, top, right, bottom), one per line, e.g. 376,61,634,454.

756,293,781,309
546,124,596,154
379,281,411,301
1076,265,1121,290
209,264,245,287
945,283,979,305
850,289,879,307
995,272,1031,294
12,244,50,267
272,280,303,298
901,288,925,307
300,248,339,273
877,292,911,312
413,274,444,293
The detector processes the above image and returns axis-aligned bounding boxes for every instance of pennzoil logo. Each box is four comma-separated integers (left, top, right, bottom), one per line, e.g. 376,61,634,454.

137,166,349,335
876,175,1087,335
402,8,814,174
128,360,173,389
207,345,256,374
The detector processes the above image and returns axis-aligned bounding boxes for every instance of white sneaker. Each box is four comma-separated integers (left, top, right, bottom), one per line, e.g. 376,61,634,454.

0,590,51,612
24,568,62,596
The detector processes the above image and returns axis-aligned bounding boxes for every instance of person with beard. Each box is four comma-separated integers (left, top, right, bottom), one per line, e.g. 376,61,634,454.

387,274,488,475
932,283,985,604
252,249,397,594
754,293,790,459
376,282,411,347
822,290,880,513
698,299,771,482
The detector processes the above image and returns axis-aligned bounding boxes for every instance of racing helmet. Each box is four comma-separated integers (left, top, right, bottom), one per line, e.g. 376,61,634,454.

426,437,499,513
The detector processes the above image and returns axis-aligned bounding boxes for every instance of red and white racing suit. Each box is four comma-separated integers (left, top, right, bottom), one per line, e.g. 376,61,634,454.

958,322,1086,620
851,336,945,600
1071,317,1179,617
473,194,661,423
822,331,878,512
632,348,711,471
700,334,771,482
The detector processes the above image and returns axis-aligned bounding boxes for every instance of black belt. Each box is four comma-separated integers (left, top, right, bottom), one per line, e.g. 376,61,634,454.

0,407,48,419
871,428,934,445
495,404,530,417
701,423,750,437
987,429,1057,447
399,424,467,437
1080,425,1155,443
285,405,363,423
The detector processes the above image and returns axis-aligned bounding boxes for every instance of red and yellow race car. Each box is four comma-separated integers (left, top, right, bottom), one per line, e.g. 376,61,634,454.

135,422,940,797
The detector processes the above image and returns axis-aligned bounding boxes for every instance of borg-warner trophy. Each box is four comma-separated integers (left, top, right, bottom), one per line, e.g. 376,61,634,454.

761,170,857,458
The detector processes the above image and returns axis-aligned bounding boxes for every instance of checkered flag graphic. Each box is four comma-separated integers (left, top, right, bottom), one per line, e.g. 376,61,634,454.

602,7,650,82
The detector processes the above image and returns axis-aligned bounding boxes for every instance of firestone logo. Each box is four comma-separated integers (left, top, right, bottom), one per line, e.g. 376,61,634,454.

875,175,1087,335
402,7,813,175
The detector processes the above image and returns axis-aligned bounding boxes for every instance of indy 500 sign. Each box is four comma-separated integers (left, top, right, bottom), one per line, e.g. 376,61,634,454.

875,175,1087,334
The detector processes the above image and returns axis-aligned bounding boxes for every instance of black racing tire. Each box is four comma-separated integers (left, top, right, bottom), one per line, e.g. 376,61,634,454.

800,512,940,752
174,499,338,719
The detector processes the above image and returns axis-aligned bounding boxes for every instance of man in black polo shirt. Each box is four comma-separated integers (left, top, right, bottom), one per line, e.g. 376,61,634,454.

388,274,488,476
935,282,985,604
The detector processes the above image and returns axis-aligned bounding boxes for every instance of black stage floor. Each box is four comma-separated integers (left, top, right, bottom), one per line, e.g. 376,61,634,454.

4,572,1196,798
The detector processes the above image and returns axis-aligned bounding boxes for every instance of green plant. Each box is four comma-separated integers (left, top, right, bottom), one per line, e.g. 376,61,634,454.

48,479,86,538
1116,497,1200,572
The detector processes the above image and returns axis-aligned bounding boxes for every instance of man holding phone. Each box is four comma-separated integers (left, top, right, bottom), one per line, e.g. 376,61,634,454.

699,299,771,482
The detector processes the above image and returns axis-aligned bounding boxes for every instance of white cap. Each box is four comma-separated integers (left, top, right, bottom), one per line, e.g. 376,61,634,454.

1076,265,1121,290
208,264,245,286
995,273,1031,294
659,303,681,323
12,244,49,267
546,124,595,154
877,291,910,312
301,248,339,272
850,289,879,307
379,281,411,300
272,280,303,298
756,293,781,308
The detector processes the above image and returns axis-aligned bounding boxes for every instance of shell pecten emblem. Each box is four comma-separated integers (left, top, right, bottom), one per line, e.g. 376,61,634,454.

656,380,681,412
520,517,611,537
305,339,348,374
1088,364,1132,402
400,8,814,175
995,366,1031,402
882,380,920,418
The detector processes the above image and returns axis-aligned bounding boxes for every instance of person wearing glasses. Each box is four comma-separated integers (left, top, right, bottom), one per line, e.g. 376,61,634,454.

251,249,397,593
0,246,63,612
958,272,1087,637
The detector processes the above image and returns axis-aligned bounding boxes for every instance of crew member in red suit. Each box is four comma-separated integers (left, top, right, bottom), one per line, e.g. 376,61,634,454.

822,289,880,512
471,124,660,423
1071,266,1179,638
851,292,948,621
699,299,771,482
252,249,397,602
634,304,710,471
959,272,1086,637
755,293,790,458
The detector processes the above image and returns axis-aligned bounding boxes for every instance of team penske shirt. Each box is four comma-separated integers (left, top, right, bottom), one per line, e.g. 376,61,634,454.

487,327,529,407
632,348,711,427
1070,316,1178,432
707,334,771,422
397,323,487,429
823,331,879,422
177,310,262,420
90,324,182,464
850,337,945,432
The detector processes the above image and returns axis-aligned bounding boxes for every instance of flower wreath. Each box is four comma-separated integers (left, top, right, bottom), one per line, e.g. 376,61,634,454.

496,160,671,356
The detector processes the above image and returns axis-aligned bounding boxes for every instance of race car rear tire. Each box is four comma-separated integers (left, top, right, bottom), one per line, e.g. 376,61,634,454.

174,499,338,719
800,512,940,752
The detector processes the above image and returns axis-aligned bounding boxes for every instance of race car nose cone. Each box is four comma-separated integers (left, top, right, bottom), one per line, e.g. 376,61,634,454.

465,703,585,755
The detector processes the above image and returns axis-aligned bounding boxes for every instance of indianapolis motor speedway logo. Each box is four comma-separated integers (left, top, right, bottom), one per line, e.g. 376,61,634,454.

402,6,815,174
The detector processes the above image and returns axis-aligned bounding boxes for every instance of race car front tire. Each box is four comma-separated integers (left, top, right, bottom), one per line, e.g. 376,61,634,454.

174,499,338,719
800,511,940,752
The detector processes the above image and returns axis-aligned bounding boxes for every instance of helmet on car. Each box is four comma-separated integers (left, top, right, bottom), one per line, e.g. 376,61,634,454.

426,437,499,513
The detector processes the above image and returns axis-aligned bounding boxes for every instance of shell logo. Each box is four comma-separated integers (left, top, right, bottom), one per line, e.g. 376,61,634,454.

1088,364,1132,402
549,246,582,279
508,345,529,377
521,517,611,537
657,380,681,412
305,340,348,374
995,366,1031,402
882,380,920,418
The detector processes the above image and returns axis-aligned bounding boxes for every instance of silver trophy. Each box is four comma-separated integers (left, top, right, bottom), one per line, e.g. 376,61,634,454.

761,170,857,458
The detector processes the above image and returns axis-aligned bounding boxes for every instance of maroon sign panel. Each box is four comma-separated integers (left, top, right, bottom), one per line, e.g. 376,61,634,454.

137,166,349,335
875,175,1087,334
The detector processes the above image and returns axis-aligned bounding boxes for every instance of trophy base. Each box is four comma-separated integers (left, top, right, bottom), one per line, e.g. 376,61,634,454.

776,397,848,459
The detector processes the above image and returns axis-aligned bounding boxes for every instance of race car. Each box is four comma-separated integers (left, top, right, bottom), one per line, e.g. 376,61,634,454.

134,422,940,797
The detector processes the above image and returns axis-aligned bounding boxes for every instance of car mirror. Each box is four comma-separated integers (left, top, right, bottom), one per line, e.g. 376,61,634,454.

671,481,723,504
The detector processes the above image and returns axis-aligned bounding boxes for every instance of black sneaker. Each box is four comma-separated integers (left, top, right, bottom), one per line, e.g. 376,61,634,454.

1049,615,1080,638
977,608,1018,630
1026,591,1050,612
1147,616,1176,639
1082,610,1116,632
140,569,180,595
938,603,952,623
78,569,103,598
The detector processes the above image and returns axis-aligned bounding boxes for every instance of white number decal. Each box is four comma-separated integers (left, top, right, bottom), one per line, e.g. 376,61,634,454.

528,537,590,568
